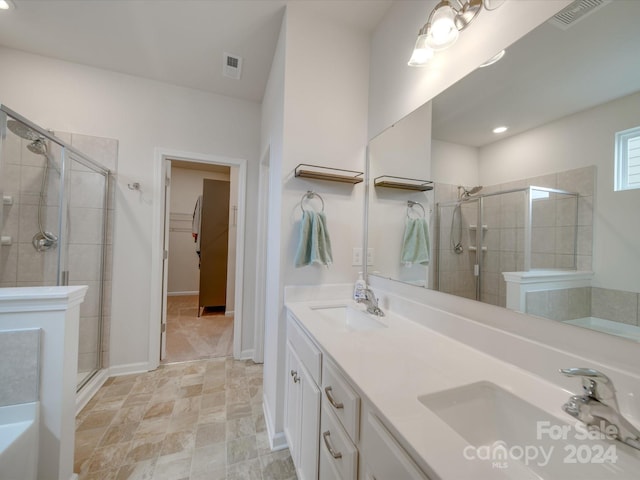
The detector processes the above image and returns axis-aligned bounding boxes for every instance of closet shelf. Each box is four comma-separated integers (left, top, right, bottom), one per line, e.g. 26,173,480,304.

294,164,363,184
374,175,433,191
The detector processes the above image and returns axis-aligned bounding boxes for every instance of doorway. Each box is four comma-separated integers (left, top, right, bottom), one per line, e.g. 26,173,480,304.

150,149,247,369
163,160,236,363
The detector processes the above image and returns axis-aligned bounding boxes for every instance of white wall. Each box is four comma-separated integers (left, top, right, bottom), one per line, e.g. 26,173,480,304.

431,139,479,187
167,166,230,296
260,10,287,448
479,91,640,292
368,0,572,139
0,46,261,370
260,4,371,447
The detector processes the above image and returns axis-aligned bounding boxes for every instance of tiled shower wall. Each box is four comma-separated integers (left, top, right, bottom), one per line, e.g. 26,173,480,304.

435,166,595,306
0,133,62,287
526,286,640,327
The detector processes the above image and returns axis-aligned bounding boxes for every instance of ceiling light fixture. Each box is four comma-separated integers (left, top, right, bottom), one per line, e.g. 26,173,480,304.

479,49,506,68
493,126,508,134
408,0,502,67
0,0,14,10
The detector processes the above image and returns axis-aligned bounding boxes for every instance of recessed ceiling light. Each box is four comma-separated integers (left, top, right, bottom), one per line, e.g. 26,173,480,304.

0,0,14,10
479,50,506,68
493,126,508,134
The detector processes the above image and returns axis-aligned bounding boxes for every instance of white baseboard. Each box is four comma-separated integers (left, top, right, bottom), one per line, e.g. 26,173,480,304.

76,368,109,415
225,310,235,317
238,348,255,360
69,474,79,480
108,361,153,377
263,393,288,451
167,291,199,296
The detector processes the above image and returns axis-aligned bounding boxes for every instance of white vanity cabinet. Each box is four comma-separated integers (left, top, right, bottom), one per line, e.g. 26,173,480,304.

284,314,322,480
319,358,360,480
359,406,431,480
285,309,431,480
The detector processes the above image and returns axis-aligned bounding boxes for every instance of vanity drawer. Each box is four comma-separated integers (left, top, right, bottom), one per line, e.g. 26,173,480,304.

287,314,322,385
320,404,358,480
322,358,360,443
360,408,430,480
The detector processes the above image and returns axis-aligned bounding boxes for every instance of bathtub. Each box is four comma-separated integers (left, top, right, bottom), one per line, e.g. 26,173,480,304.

564,317,640,342
0,402,39,480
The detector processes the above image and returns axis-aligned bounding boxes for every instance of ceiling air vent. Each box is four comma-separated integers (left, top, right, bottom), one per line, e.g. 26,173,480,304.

223,53,242,80
548,0,611,30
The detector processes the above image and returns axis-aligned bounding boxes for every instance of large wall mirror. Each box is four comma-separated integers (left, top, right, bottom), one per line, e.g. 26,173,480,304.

367,0,640,342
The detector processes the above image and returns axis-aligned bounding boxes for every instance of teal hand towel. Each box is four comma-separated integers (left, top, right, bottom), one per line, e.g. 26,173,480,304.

400,217,430,265
295,210,333,267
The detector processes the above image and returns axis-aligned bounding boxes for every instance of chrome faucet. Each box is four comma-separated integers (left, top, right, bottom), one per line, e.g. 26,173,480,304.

560,367,640,450
356,287,385,316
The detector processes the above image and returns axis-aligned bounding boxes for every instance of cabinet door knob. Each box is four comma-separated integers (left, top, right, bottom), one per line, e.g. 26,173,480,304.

322,430,342,459
324,386,344,409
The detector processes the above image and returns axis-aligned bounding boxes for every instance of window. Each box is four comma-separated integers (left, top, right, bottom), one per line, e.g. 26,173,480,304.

615,126,640,191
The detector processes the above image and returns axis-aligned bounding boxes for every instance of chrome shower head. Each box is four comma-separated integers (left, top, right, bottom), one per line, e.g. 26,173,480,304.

458,185,483,200
7,119,40,141
26,138,47,155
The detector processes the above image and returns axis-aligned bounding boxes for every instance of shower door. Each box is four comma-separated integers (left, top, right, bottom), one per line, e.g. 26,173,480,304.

479,190,527,306
64,149,109,390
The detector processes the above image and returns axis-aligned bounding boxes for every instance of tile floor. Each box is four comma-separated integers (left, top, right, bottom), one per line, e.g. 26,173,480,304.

164,295,233,363
75,358,297,480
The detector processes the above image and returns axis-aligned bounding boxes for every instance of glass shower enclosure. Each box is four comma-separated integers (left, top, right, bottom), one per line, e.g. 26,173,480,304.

436,186,579,307
0,105,110,391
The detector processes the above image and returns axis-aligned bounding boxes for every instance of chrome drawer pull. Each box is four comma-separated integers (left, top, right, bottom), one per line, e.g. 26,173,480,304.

322,430,342,459
325,386,344,409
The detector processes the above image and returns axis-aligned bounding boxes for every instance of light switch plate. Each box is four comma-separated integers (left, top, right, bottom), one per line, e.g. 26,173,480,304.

352,247,363,266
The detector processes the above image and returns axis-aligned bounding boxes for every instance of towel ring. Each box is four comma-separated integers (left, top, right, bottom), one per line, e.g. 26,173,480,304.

300,190,325,213
407,200,425,219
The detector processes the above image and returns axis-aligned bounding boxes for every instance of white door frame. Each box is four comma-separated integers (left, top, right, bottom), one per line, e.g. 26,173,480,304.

252,146,270,363
150,148,247,370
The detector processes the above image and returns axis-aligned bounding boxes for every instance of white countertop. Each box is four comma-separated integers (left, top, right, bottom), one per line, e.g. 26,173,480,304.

286,298,640,479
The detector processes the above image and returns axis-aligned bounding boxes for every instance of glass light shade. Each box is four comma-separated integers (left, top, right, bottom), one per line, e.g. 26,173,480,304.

0,0,11,9
479,50,506,68
426,4,459,51
408,34,434,67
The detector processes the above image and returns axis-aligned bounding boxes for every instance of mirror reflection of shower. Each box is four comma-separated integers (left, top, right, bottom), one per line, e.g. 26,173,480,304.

457,185,483,200
451,204,464,254
450,186,483,254
7,119,61,251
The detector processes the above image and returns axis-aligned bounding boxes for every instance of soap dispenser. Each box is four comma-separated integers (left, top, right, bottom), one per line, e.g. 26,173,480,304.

354,272,366,301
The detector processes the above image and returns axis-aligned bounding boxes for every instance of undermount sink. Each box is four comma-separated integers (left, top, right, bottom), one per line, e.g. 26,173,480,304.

419,381,640,479
310,304,387,332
